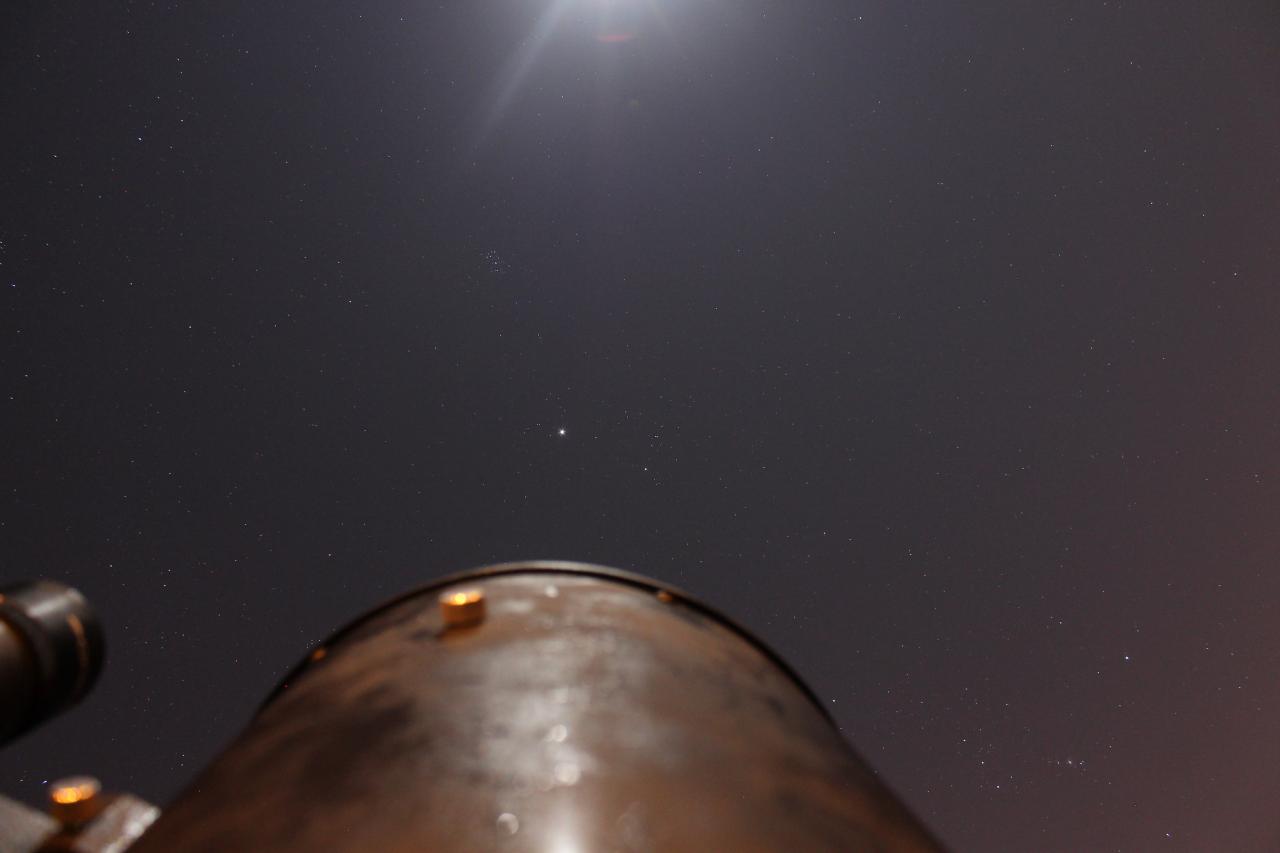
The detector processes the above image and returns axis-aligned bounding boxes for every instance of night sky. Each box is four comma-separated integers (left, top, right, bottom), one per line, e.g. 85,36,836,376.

3,1,1280,850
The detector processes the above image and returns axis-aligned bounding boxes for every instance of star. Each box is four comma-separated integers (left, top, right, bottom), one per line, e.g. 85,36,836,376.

557,428,566,437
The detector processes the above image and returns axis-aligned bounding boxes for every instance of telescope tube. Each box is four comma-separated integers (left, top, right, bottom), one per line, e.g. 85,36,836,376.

132,561,944,852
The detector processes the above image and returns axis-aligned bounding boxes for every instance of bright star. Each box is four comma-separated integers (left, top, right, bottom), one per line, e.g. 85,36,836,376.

557,428,566,436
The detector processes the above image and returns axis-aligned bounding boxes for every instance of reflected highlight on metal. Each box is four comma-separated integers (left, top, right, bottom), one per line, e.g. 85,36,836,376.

48,776,103,827
439,587,487,629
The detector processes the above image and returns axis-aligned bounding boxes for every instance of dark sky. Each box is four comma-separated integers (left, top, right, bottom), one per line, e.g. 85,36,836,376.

3,1,1279,849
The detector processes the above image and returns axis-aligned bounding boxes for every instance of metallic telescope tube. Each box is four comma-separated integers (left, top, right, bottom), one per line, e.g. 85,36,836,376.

132,562,944,852
0,581,105,747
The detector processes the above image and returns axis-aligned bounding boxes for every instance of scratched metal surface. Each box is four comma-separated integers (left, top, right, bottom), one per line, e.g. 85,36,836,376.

131,568,942,852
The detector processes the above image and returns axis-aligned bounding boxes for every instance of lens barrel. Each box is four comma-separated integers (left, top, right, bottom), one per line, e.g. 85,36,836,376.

0,581,104,747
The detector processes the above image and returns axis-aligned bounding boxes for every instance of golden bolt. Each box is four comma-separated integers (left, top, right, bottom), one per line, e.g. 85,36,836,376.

48,776,102,827
440,588,486,628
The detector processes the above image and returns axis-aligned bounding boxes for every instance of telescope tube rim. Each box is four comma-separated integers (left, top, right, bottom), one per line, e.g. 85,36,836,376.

258,559,836,726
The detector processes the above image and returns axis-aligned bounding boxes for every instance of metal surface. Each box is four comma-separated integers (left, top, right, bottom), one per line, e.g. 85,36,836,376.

0,582,105,747
0,792,158,853
38,795,160,853
260,560,836,723
0,794,57,853
132,562,944,852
